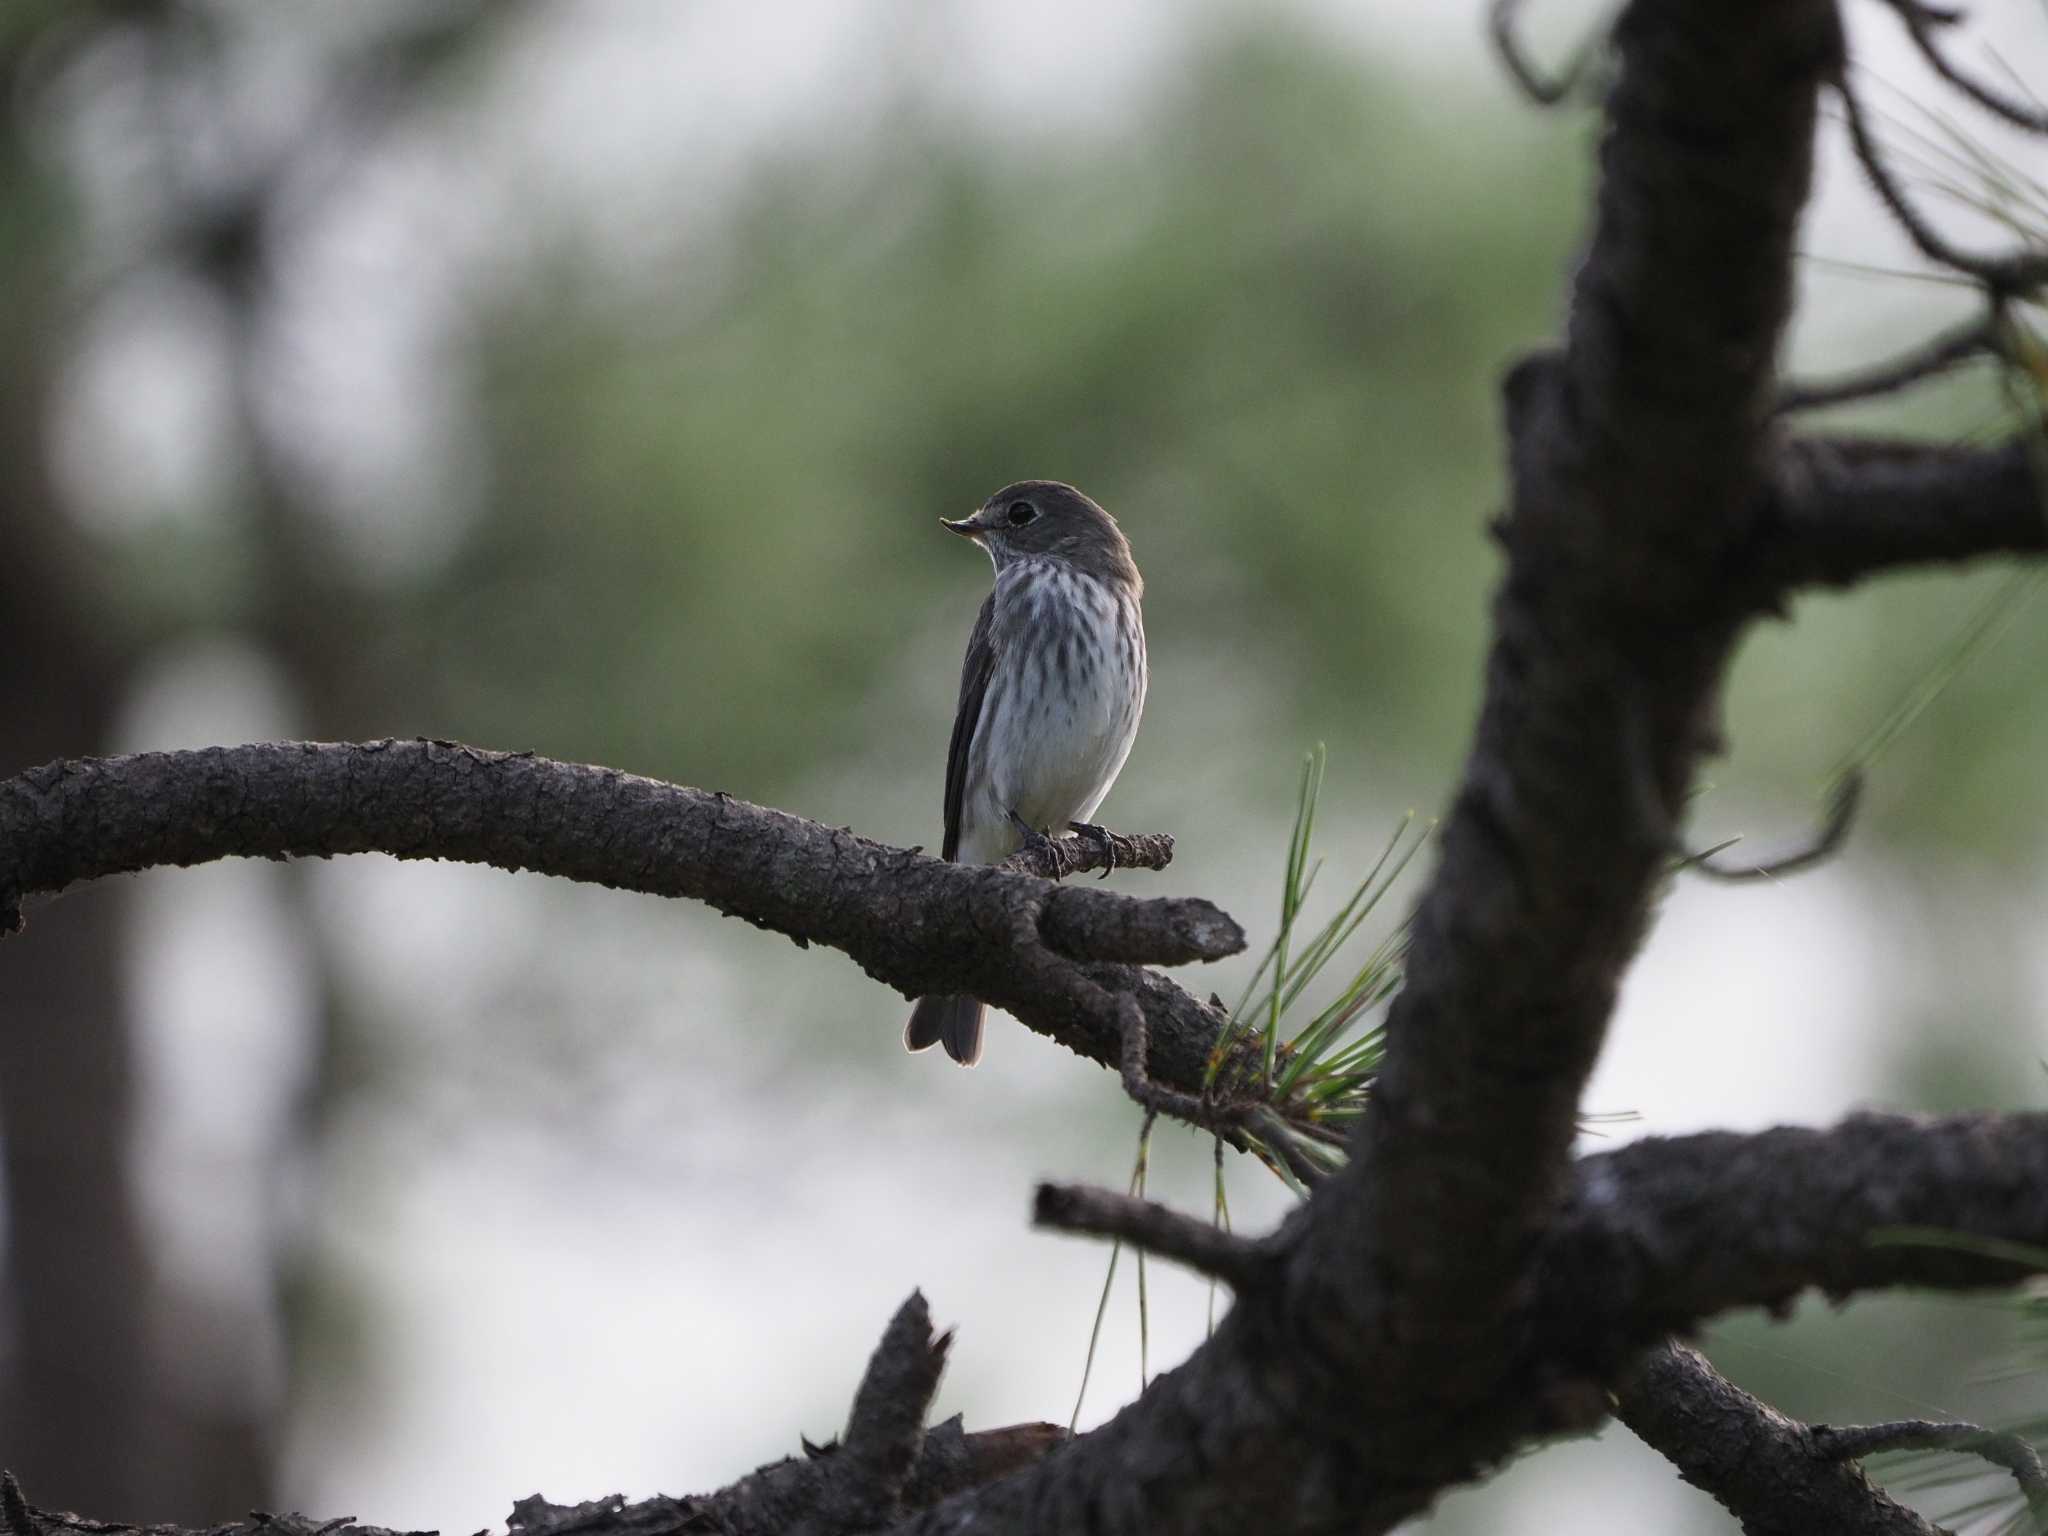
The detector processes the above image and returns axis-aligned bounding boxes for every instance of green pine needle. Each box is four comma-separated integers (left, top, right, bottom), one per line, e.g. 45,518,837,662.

1217,749,1429,1183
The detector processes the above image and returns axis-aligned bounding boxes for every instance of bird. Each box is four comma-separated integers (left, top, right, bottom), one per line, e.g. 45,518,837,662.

904,480,1149,1067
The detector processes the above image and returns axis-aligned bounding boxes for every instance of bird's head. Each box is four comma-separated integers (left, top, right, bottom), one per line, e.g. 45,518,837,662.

942,480,1140,593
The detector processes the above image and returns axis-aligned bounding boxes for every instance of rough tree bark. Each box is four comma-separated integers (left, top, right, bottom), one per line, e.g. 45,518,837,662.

3,0,2047,1532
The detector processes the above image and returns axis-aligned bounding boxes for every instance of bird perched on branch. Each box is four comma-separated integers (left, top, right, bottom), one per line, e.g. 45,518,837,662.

904,481,1149,1067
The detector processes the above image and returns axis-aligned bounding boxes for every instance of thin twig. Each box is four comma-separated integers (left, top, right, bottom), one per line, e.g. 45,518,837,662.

1775,309,2001,413
1680,771,1863,883
1115,992,1238,1130
1488,0,1599,105
1003,829,1175,882
1034,1184,1274,1290
1836,76,2048,294
1104,990,1333,1186
1881,0,2048,135
1134,1111,1154,1392
1813,1418,2048,1516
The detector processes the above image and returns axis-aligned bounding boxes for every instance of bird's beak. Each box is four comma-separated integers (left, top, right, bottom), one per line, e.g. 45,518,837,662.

940,514,985,541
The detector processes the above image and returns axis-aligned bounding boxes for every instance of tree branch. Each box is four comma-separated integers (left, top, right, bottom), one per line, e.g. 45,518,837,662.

1755,434,2047,595
0,741,1249,1094
1813,1418,2048,1518
1877,0,2048,136
5,1390,1061,1536
821,1294,953,1530
1268,0,1844,1508
1836,74,2048,294
1541,1112,2048,1342
1679,770,1862,883
1616,1343,1943,1536
1774,309,2001,414
1007,830,1175,883
1033,1184,1274,1289
1487,0,1600,105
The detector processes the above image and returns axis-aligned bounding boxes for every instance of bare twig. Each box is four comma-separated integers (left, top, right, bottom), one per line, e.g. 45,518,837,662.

1775,309,2001,412
1836,76,2048,293
1813,1418,2048,1515
1114,992,1224,1128
1099,989,1333,1186
1488,0,1601,105
1680,771,1863,883
1033,1184,1274,1289
1880,0,2048,134
1003,830,1175,882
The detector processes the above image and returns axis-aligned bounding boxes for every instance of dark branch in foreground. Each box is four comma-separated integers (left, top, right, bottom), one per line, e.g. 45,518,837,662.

15,1105,2048,1536
824,1294,953,1529
1543,1112,2048,1334
0,1299,1061,1536
0,742,1251,1098
1757,434,2048,596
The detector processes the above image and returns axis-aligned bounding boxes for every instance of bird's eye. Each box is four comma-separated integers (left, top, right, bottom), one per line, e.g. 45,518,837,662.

1006,500,1038,527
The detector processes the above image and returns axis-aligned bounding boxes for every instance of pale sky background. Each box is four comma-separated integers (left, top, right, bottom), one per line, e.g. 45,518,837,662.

77,3,2048,1532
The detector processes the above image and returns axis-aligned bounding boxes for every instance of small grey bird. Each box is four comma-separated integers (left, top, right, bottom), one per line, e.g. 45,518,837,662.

905,480,1149,1067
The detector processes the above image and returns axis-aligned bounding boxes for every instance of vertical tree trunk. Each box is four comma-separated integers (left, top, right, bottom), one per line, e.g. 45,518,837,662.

0,105,274,1525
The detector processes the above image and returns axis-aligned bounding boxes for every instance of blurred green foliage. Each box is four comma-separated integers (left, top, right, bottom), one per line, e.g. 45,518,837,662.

425,28,1592,802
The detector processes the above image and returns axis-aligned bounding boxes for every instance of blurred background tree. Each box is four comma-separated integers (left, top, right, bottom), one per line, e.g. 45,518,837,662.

0,2,2043,1530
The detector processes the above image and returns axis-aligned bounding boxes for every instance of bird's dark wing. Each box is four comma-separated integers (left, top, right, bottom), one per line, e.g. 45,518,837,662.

942,592,998,862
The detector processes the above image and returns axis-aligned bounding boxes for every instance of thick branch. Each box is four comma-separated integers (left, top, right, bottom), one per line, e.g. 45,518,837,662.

1757,434,2047,594
1616,1344,1942,1536
1265,0,1843,1517
1540,1112,2048,1345
0,742,1247,1091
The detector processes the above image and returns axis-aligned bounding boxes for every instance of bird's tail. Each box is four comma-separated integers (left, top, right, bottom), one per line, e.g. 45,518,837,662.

904,995,984,1067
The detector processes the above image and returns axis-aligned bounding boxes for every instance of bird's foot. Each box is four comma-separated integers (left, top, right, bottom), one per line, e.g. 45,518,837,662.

1007,808,1062,872
1068,821,1134,880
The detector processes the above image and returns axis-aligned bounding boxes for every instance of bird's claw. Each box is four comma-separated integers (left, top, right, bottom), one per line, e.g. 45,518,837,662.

1068,821,1128,879
1007,808,1061,869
